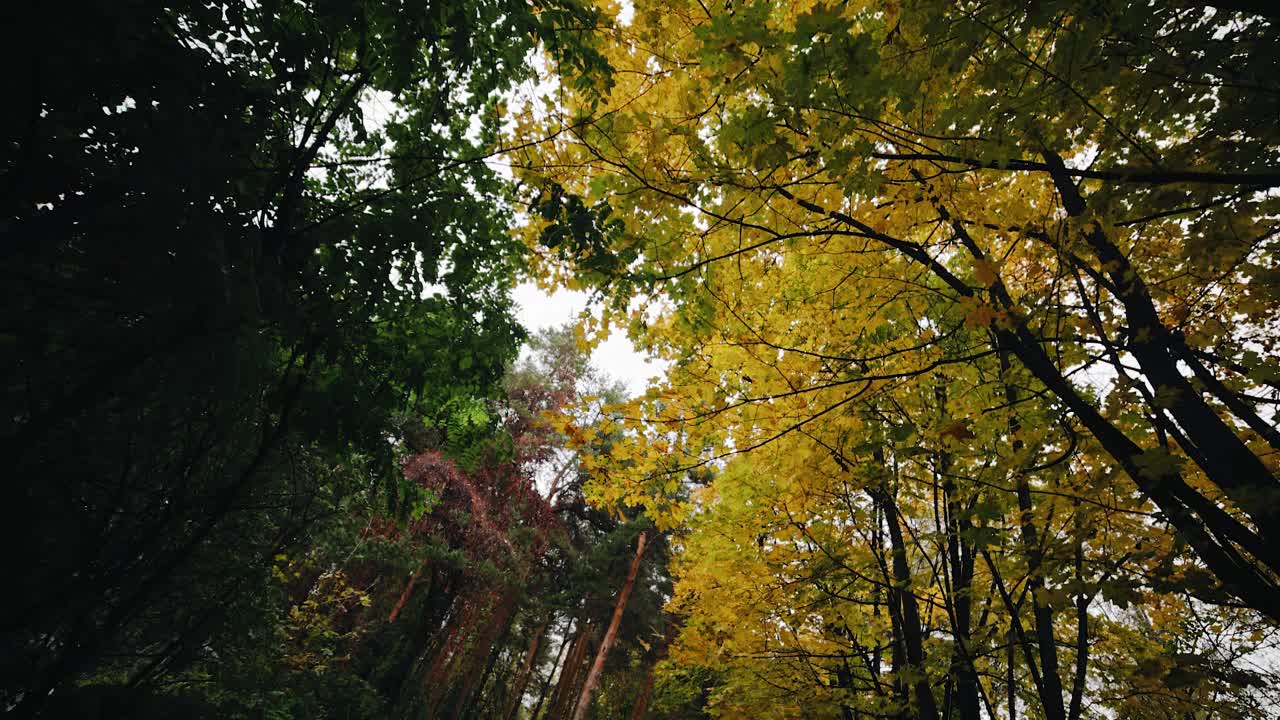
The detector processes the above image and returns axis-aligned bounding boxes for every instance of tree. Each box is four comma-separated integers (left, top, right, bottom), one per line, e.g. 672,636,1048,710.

510,0,1280,717
0,0,609,714
512,0,1280,625
571,528,649,720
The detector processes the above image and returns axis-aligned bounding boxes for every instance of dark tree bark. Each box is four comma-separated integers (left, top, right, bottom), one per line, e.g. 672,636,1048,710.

868,467,938,720
782,165,1280,619
628,617,679,720
503,617,550,720
935,386,981,720
530,624,574,720
546,623,597,719
1001,366,1066,720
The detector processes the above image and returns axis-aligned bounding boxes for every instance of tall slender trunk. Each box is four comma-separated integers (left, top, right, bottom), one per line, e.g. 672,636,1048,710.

504,618,550,720
531,623,574,720
869,464,938,720
449,590,518,720
463,629,506,720
943,487,980,720
872,486,909,719
629,618,679,720
389,562,426,622
628,672,656,720
1067,502,1090,720
1001,362,1066,720
570,530,649,720
419,596,478,715
935,387,980,720
1006,629,1017,720
872,505,884,681
546,623,596,719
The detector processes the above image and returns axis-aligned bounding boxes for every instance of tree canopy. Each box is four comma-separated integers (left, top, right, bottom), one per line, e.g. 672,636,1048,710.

4,1,1279,719
512,0,1280,718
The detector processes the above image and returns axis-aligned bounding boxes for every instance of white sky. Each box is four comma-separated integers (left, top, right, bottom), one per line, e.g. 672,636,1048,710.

512,282,663,397
357,5,655,400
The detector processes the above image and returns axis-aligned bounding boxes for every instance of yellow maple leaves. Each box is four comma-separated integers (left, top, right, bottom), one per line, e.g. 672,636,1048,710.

506,0,1280,714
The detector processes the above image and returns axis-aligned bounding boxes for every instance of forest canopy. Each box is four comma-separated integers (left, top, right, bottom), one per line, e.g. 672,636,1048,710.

3,1,1279,719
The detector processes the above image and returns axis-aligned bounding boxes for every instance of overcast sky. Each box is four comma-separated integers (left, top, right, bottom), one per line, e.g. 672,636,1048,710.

512,282,663,397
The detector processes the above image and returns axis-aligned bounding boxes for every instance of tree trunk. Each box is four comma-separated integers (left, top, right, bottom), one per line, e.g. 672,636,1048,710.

1001,366,1066,720
504,617,550,720
792,175,1280,619
388,562,426,622
449,590,518,720
1067,503,1090,720
870,473,938,720
570,530,649,720
1007,628,1017,720
531,623,574,720
547,623,596,719
628,617,679,720
936,386,980,720
628,673,655,720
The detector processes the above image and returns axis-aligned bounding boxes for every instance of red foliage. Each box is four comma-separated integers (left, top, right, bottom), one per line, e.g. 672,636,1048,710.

402,449,558,576
352,340,591,714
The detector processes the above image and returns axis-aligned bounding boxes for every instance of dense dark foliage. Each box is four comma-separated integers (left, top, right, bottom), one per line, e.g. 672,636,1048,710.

0,1,619,716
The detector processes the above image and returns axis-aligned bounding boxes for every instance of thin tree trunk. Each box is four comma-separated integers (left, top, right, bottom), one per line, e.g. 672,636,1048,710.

389,562,426,622
547,623,595,719
872,490,909,718
1001,364,1067,720
1068,503,1090,720
869,474,938,720
628,672,655,720
883,496,938,720
1007,628,1017,720
570,530,649,720
504,618,550,720
450,590,518,720
628,617,679,720
531,622,574,720
936,386,980,720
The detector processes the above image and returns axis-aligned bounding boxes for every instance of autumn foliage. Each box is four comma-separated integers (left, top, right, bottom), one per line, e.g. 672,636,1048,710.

511,0,1280,718
6,1,1280,719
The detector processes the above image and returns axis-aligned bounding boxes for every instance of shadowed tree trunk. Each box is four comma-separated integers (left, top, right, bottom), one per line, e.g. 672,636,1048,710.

530,624,574,720
546,623,597,719
448,590,519,720
868,460,938,720
503,617,550,720
388,562,427,622
1001,365,1066,720
627,617,679,720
